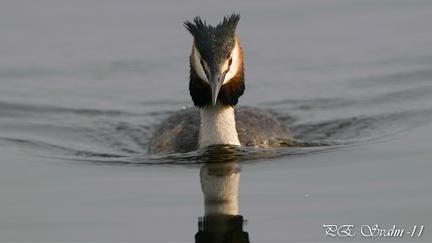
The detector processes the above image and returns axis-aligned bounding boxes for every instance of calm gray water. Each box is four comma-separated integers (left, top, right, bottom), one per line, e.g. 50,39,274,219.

1,0,432,242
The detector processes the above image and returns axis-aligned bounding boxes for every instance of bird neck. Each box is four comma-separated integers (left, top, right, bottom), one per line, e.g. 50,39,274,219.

199,103,240,149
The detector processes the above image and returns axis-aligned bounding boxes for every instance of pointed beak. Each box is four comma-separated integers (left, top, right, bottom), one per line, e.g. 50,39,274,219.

209,67,229,106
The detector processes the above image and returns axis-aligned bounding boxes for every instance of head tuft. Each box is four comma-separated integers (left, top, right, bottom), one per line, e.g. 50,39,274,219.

184,14,240,38
184,14,240,62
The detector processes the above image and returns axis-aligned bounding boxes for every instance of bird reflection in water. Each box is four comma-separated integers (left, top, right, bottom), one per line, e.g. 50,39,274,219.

195,145,250,243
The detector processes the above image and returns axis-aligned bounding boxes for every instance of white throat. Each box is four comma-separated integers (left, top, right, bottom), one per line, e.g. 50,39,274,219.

199,103,241,149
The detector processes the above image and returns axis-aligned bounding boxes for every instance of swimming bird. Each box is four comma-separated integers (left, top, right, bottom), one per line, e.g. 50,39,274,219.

148,14,292,154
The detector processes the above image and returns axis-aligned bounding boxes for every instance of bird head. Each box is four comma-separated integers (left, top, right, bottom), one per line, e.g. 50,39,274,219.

185,14,245,107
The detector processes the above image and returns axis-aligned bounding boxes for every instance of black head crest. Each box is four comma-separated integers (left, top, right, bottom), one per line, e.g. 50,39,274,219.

184,14,240,62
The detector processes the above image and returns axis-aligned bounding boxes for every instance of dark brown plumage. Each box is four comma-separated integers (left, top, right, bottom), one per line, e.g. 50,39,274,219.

148,107,292,154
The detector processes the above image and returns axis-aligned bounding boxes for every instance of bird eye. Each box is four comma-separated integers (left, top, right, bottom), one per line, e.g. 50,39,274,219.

228,58,232,67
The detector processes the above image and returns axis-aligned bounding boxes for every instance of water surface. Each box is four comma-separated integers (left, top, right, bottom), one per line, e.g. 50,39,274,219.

1,0,432,242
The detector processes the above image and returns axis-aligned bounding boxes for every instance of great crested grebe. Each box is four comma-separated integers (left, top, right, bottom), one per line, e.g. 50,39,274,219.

148,14,292,154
